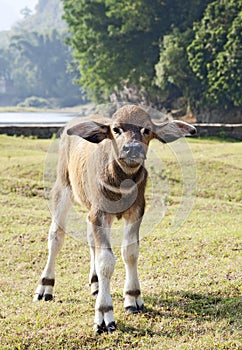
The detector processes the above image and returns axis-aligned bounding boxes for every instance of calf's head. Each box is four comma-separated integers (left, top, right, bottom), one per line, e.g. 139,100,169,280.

67,105,196,172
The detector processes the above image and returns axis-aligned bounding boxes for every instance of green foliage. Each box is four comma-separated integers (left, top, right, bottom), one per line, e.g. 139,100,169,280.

1,0,242,114
187,0,242,107
17,96,52,108
63,0,211,103
155,28,201,105
0,31,11,49
7,30,82,106
0,0,83,108
62,0,242,115
14,0,66,33
63,0,159,101
0,48,12,80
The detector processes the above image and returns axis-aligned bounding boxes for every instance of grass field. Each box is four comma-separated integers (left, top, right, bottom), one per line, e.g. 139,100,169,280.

0,104,90,114
0,135,241,349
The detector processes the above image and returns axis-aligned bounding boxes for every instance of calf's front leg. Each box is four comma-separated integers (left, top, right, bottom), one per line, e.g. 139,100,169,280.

89,211,116,334
122,217,144,314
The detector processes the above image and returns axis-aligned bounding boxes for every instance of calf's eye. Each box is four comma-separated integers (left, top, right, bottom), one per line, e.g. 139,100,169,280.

142,128,151,135
113,127,123,135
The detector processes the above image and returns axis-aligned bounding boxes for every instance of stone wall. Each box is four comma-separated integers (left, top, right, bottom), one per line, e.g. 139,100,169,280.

194,123,242,141
196,107,242,124
0,123,242,140
0,124,64,139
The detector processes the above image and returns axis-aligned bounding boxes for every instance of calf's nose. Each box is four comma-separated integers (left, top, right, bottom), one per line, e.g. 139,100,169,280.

122,143,145,159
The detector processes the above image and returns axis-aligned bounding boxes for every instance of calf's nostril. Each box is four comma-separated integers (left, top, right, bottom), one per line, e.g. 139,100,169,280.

123,144,130,152
136,144,144,153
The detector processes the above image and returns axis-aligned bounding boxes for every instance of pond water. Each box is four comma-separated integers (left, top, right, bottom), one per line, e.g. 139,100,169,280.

0,112,77,124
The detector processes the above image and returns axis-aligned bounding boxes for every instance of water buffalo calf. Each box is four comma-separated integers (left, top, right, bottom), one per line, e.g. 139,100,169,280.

34,104,196,334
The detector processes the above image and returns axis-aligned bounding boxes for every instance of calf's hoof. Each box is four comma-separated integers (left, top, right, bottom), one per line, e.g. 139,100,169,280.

94,321,116,335
44,294,53,301
33,278,55,302
125,303,144,315
107,321,116,333
33,293,53,302
94,320,106,335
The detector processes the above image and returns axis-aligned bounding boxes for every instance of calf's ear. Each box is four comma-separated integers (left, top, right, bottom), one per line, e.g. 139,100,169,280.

67,121,111,143
154,120,196,143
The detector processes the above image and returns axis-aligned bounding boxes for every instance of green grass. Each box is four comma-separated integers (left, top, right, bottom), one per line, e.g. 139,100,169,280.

0,106,55,113
0,104,91,113
0,135,241,349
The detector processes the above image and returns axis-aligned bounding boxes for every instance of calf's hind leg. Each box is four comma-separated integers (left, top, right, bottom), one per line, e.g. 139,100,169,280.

87,219,99,297
33,186,71,301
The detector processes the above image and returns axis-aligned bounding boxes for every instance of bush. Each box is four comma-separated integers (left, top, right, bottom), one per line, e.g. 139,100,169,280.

17,96,52,108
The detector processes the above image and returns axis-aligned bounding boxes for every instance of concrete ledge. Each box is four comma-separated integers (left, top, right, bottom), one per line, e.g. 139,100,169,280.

194,123,242,141
0,123,242,140
0,124,64,138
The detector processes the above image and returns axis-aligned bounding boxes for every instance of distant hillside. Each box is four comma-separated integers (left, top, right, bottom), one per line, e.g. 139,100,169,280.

0,31,11,48
0,0,66,47
0,0,66,45
0,0,84,108
14,0,66,33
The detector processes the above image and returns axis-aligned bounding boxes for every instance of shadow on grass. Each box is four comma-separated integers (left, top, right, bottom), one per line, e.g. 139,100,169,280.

117,291,242,337
117,321,155,336
57,291,241,338
143,290,242,322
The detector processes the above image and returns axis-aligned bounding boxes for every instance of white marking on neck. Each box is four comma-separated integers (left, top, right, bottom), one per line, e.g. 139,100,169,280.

99,179,137,195
99,168,145,196
117,161,141,175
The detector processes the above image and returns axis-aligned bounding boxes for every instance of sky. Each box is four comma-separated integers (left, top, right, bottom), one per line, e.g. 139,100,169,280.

0,0,38,31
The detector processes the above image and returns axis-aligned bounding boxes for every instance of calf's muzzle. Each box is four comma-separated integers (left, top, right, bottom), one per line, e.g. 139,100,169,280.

121,142,146,161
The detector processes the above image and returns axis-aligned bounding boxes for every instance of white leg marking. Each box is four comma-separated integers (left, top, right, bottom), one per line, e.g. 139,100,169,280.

122,219,144,311
90,214,116,331
95,249,115,322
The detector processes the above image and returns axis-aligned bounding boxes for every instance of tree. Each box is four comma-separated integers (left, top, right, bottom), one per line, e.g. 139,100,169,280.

187,0,242,108
0,48,12,80
63,0,161,102
9,30,82,105
62,0,212,104
155,28,201,108
20,7,32,19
